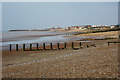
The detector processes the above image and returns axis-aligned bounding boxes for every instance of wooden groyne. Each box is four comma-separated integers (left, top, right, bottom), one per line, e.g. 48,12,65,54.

10,41,119,51
13,40,120,51
9,42,85,51
108,41,120,45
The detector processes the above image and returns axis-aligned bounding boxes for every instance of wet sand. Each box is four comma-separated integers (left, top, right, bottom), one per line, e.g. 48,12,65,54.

2,34,59,42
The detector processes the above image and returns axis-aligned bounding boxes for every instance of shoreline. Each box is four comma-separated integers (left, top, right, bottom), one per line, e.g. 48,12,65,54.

2,37,117,52
2,38,118,67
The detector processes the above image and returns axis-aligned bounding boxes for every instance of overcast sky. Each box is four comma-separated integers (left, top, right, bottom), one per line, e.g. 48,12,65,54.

2,2,118,31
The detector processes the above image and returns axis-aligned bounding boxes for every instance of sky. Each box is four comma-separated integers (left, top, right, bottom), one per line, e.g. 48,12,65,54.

118,1,120,25
1,0,120,2
2,2,118,31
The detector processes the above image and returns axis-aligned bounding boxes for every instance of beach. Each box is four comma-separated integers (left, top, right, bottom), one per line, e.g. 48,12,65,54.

2,31,119,78
2,1,119,79
2,42,118,78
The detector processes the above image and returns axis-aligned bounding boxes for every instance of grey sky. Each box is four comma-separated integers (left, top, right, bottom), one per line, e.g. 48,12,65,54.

2,0,120,2
2,2,118,31
118,1,120,25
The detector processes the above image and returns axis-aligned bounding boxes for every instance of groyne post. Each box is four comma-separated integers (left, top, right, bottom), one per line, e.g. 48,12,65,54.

23,44,25,51
79,42,82,48
86,45,89,48
114,42,116,44
64,42,67,49
30,44,32,50
16,44,18,51
72,42,74,49
50,43,53,50
57,43,60,50
43,43,46,50
36,43,39,50
10,44,12,51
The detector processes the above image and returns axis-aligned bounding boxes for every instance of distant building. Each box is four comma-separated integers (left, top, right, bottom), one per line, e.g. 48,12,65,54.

110,25,116,28
52,27,55,29
84,25,92,29
66,27,70,30
57,27,62,29
70,26,82,29
79,27,84,29
92,25,98,27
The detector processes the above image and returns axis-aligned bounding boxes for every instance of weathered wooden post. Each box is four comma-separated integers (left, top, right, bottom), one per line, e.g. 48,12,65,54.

23,44,25,51
64,42,67,49
36,43,39,50
114,42,116,44
108,42,110,45
43,43,46,50
30,44,32,50
86,45,89,48
72,42,74,49
79,42,82,48
57,43,60,50
10,44,12,51
16,44,18,51
50,43,53,50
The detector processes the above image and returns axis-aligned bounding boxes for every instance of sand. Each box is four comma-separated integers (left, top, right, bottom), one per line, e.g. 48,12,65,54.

2,31,119,78
64,31,118,38
2,43,118,78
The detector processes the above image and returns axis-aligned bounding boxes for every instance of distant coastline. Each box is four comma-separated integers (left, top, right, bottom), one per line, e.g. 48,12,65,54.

9,30,29,31
9,29,50,32
8,24,119,32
